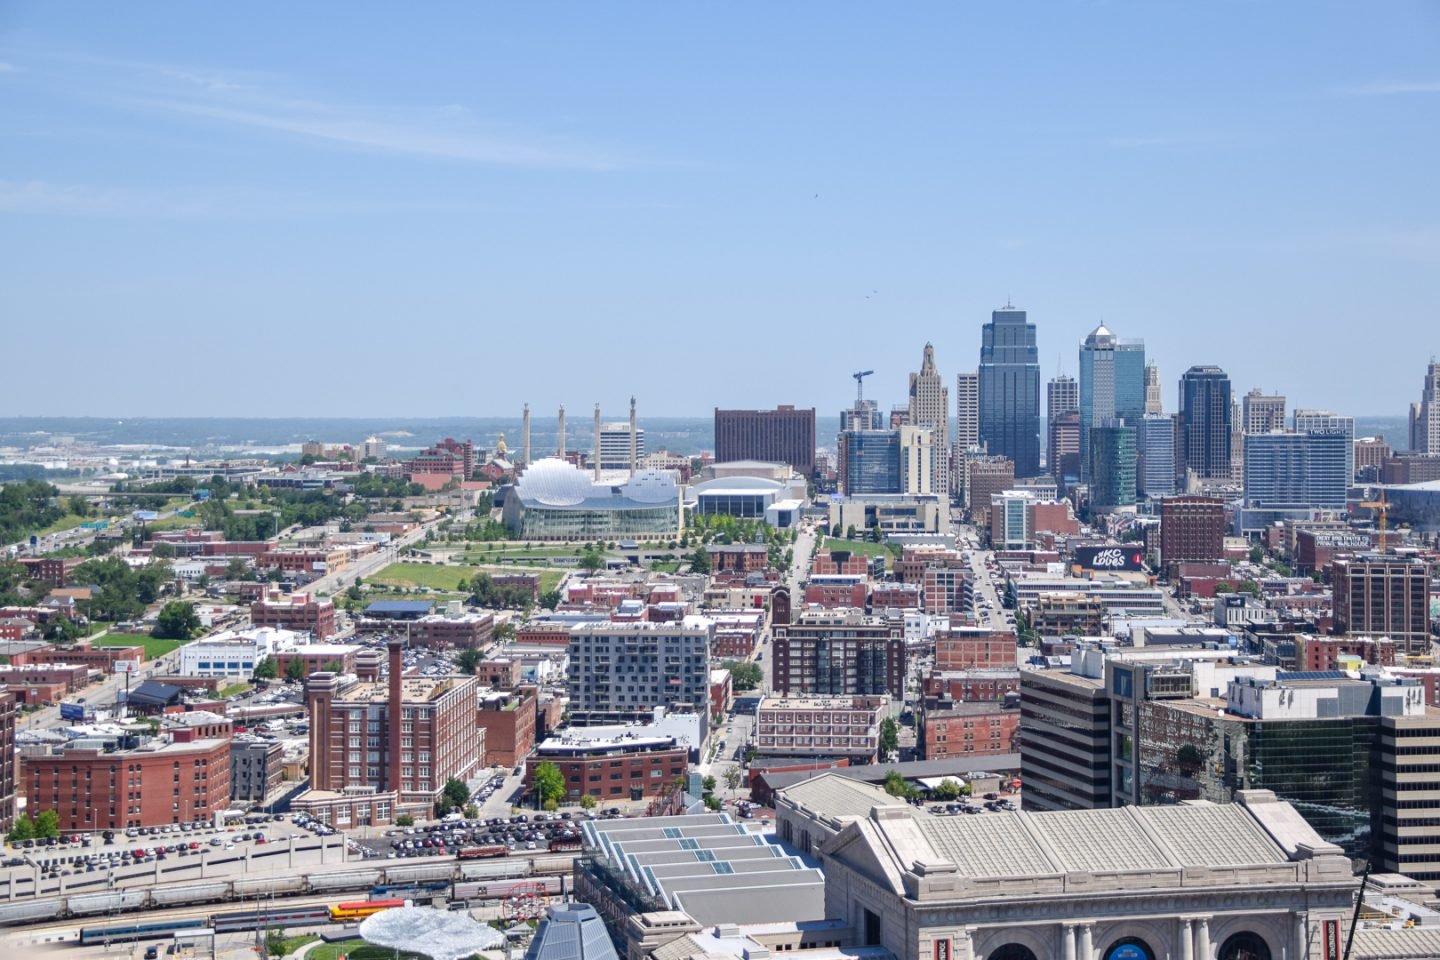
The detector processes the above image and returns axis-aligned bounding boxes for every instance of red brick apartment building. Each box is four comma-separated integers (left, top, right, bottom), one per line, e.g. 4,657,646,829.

920,702,1020,760
934,627,1017,671
1297,635,1398,672
306,640,482,815
251,592,336,640
516,622,571,647
524,735,687,803
476,688,537,769
0,692,15,834
707,544,771,573
18,556,84,586
870,582,921,610
1159,496,1225,568
811,550,869,577
772,610,905,698
802,576,868,609
409,612,496,650
25,735,232,830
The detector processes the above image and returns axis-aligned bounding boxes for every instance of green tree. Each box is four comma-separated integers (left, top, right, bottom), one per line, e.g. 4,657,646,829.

395,814,415,827
154,600,200,640
495,621,516,643
724,660,763,691
285,656,307,683
265,928,288,957
723,767,743,795
1214,582,1236,594
151,541,177,560
882,771,911,799
533,761,566,808
578,550,605,575
1238,580,1260,596
1249,545,1265,564
579,793,597,811
702,775,717,795
34,809,59,838
252,658,278,681
538,589,561,610
931,778,962,801
687,547,711,574
456,648,483,675
463,804,479,819
439,777,471,814
225,556,250,580
878,717,899,760
6,813,35,842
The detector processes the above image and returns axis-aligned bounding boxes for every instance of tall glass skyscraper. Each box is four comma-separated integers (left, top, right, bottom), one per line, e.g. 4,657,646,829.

1137,414,1177,499
1078,324,1146,482
841,430,902,495
978,306,1041,478
1178,365,1233,481
1089,422,1137,512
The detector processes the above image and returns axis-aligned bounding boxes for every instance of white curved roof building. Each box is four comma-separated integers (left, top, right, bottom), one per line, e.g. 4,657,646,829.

504,458,681,541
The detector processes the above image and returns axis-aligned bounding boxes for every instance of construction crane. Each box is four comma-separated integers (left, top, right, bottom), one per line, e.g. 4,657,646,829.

852,370,874,407
1357,487,1391,553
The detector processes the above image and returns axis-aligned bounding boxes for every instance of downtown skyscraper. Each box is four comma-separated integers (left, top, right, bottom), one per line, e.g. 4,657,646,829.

1178,365,1233,482
978,305,1041,478
955,371,979,452
1410,359,1440,454
907,343,949,496
1078,323,1145,483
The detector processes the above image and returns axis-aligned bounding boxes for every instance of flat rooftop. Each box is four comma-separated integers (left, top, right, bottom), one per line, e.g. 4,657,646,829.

336,675,469,703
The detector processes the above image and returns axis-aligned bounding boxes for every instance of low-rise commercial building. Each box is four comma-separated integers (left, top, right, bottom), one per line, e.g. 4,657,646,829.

230,736,284,805
24,733,232,830
919,700,1020,760
250,591,336,641
755,696,885,763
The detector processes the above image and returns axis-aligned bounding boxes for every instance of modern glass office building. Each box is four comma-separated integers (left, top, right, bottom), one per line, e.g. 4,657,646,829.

1088,422,1137,512
1242,431,1350,511
1178,365,1233,481
1078,324,1145,482
978,306,1041,478
1137,415,1177,499
841,430,902,495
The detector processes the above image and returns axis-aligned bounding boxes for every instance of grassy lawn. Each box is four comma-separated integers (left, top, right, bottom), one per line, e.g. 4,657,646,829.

217,682,252,698
266,933,318,956
372,562,473,591
92,633,181,659
143,514,203,533
820,537,901,558
35,513,89,536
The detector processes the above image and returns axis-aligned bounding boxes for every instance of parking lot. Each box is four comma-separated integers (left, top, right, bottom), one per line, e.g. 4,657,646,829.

0,813,345,896
352,806,626,861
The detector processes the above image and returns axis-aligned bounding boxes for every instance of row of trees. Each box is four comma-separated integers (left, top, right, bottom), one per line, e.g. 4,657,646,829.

0,479,71,543
7,809,60,842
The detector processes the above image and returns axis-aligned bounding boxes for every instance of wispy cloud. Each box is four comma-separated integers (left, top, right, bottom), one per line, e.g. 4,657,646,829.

19,48,626,170
1337,79,1440,96
0,61,21,74
124,94,622,170
0,179,329,220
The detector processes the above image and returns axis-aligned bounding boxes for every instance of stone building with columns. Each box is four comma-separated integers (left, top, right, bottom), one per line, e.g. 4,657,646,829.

816,789,1356,960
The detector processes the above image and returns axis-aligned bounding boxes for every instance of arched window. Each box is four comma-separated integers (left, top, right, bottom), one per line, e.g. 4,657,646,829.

1218,932,1272,960
987,946,1038,960
1104,938,1156,960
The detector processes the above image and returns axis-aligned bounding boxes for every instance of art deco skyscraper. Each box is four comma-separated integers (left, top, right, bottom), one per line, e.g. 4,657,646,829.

1144,361,1163,415
908,343,949,496
1410,359,1440,454
978,305,1041,478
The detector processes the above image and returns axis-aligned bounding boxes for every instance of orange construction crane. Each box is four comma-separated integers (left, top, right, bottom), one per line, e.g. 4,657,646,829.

1357,488,1391,552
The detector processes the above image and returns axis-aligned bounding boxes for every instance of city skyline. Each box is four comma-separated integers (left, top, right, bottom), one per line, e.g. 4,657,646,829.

2,3,1438,418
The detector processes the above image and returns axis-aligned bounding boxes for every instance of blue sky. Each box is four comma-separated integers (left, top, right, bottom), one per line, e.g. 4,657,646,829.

2,3,1438,422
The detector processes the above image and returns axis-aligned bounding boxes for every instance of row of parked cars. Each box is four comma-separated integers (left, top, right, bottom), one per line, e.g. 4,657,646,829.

383,812,586,859
26,830,275,880
932,796,1019,816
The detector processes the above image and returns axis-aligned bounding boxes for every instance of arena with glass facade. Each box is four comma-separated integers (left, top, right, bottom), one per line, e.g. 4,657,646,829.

502,458,681,540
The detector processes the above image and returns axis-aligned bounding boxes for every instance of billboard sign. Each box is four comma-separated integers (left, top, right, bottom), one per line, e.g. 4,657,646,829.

59,702,86,721
112,660,139,674
1074,546,1145,572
